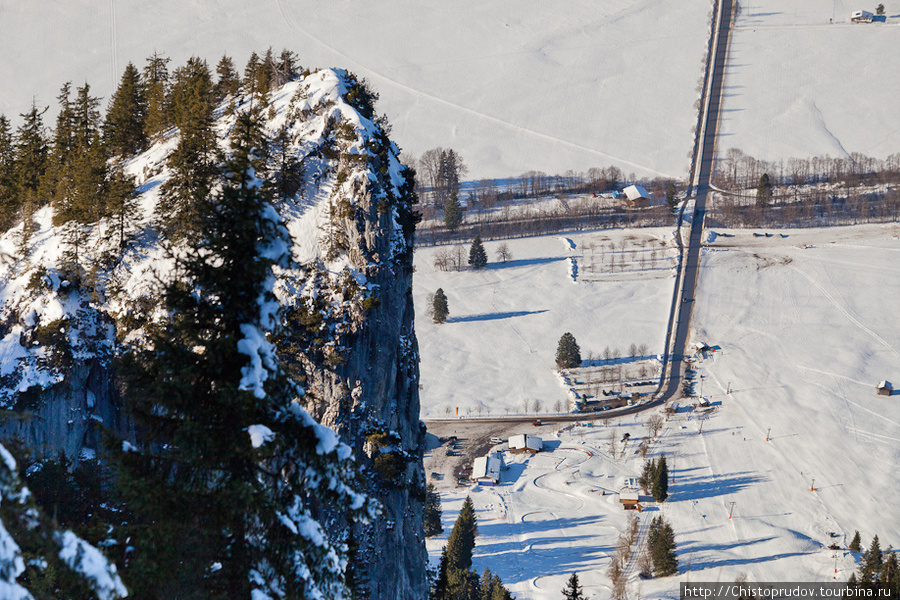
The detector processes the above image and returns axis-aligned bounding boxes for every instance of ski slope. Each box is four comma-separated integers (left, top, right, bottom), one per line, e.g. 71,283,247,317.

0,0,711,180
428,224,900,598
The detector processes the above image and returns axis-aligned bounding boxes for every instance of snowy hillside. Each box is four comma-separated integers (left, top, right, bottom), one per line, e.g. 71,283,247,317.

717,0,900,162
0,0,712,180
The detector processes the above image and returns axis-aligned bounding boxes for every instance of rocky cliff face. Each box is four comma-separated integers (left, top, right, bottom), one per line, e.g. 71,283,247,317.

0,68,426,599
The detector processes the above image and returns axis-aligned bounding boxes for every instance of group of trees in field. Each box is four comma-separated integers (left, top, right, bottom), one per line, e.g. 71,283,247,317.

711,149,900,228
430,497,514,600
639,454,670,502
848,533,900,594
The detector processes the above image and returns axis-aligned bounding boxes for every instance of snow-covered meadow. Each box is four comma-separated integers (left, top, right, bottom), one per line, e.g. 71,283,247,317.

413,229,679,418
428,224,900,599
0,0,712,180
716,0,900,163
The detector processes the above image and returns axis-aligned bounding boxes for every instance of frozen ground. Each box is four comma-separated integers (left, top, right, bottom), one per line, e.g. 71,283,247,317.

0,0,711,180
413,229,679,419
426,223,900,598
716,0,900,162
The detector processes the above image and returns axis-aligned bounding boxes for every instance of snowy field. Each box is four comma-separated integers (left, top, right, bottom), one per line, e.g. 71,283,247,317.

428,224,900,599
0,0,711,180
413,229,679,418
716,0,900,162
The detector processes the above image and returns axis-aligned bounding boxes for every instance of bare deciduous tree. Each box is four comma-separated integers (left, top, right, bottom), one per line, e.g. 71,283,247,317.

647,414,664,438
496,242,512,263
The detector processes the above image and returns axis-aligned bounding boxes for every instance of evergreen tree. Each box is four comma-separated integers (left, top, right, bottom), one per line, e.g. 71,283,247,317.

268,120,304,201
446,496,478,572
665,182,678,210
433,288,449,324
756,173,773,206
562,572,585,600
113,111,370,599
214,54,241,104
468,234,487,269
860,536,884,587
104,161,139,251
15,101,50,210
648,515,678,577
142,52,171,139
0,115,18,231
639,458,657,493
431,546,449,600
159,56,218,237
444,191,463,231
0,442,128,598
555,332,581,369
882,549,900,597
276,49,301,86
652,453,669,502
876,3,885,15
105,62,147,157
850,530,862,552
446,568,479,600
424,481,444,537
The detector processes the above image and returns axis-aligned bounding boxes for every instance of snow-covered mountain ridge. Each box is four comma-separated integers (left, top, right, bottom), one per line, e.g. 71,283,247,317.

0,67,426,599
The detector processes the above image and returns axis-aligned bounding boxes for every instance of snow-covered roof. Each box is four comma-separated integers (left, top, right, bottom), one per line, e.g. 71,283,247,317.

619,490,639,503
877,380,892,389
472,453,503,482
509,434,542,452
623,185,650,201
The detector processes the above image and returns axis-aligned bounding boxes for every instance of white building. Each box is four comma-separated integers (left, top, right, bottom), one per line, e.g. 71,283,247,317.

471,452,504,485
509,434,543,454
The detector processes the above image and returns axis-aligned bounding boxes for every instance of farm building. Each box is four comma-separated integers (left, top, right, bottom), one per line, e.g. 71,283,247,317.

471,452,504,485
877,381,893,396
622,184,661,208
619,490,641,511
509,434,543,454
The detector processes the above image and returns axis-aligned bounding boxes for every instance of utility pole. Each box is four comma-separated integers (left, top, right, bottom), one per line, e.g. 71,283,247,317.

728,501,736,520
766,427,771,442
809,478,816,492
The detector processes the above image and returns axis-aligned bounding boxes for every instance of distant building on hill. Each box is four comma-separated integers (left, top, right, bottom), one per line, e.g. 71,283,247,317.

851,10,874,22
622,184,661,208
877,380,893,396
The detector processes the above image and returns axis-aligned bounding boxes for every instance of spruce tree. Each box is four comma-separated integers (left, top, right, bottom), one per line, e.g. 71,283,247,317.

756,173,773,206
431,546,449,600
882,549,899,597
468,234,487,269
860,536,883,587
104,162,139,251
268,120,304,201
555,332,581,369
639,458,657,493
424,481,444,537
562,572,585,600
105,62,147,157
15,101,50,210
0,115,18,231
214,54,241,104
446,496,478,572
665,182,678,209
113,111,370,599
159,56,218,237
433,288,449,324
142,52,171,139
648,515,678,576
444,191,463,231
652,453,669,502
850,530,862,552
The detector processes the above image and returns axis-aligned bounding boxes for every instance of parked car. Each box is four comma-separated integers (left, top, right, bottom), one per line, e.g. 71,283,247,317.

490,437,504,444
531,420,543,426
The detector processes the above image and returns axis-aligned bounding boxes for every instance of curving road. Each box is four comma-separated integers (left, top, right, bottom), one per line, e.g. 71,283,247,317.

424,0,733,432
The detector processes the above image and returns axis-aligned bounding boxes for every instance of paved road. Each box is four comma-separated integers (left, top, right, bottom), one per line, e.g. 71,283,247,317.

424,0,733,430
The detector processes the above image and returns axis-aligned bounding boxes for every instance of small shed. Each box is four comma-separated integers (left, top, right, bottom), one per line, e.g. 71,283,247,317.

851,10,874,22
471,452,504,485
509,434,543,454
877,381,893,396
619,490,641,511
